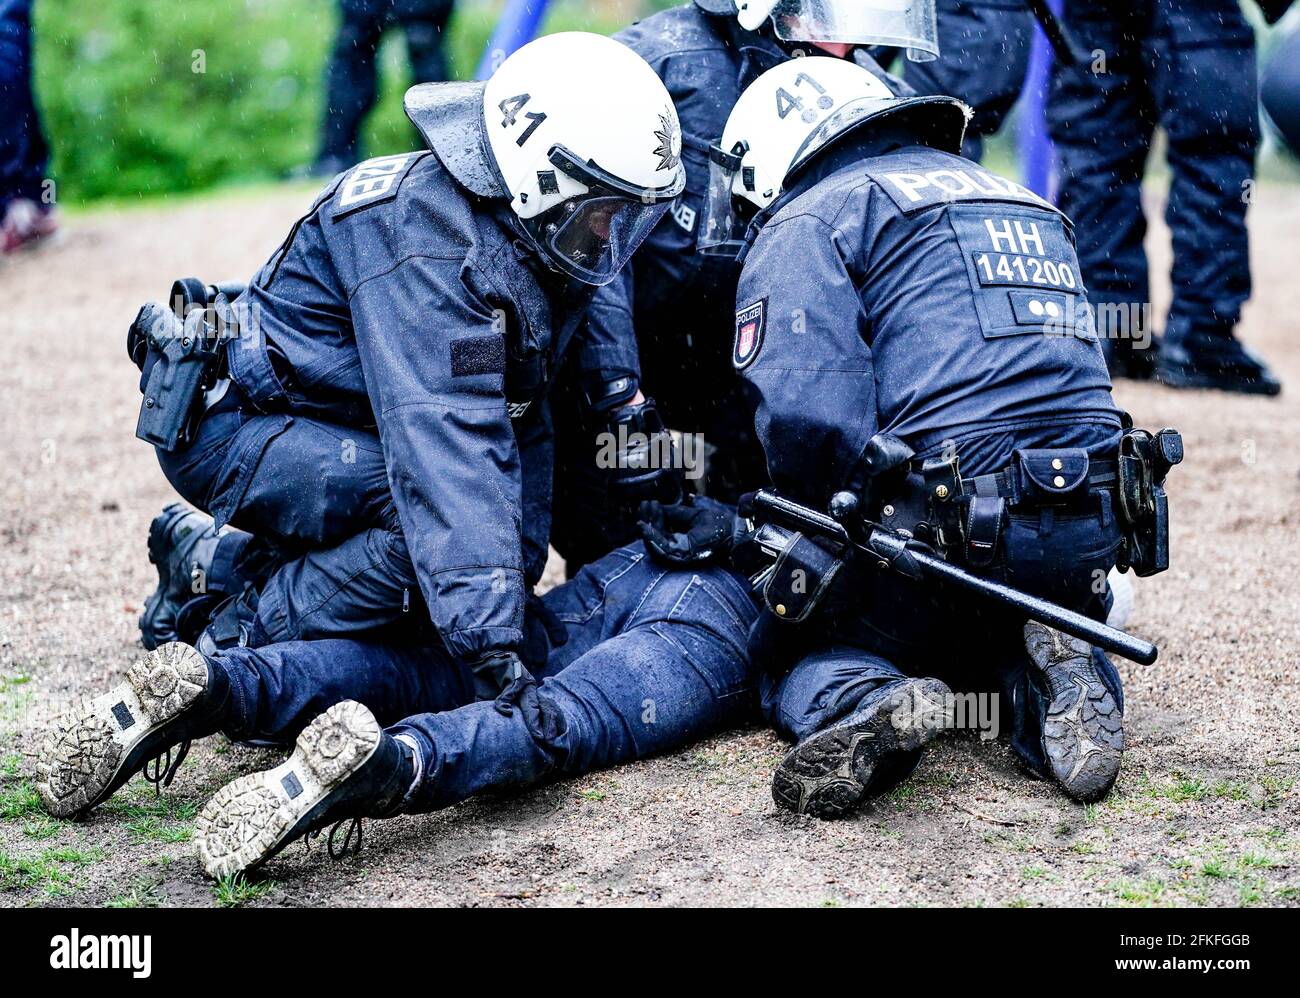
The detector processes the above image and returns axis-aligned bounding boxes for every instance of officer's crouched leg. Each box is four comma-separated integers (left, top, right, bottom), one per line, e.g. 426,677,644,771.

771,672,954,820
1022,623,1123,803
239,512,417,647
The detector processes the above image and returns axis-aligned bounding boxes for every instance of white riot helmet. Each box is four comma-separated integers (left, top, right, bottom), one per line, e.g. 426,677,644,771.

482,32,686,286
725,0,939,62
698,57,968,256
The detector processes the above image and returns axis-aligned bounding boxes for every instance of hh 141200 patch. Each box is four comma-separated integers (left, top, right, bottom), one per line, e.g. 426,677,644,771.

734,298,766,369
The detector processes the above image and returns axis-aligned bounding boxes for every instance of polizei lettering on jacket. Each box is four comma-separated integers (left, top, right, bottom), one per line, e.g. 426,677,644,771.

877,166,1053,214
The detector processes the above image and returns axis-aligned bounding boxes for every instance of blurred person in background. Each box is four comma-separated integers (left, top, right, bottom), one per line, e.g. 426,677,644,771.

1049,0,1287,395
311,0,456,176
897,0,1035,162
0,0,58,253
1261,10,1300,156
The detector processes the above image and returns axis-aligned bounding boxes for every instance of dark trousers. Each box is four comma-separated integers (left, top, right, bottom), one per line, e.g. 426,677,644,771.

902,0,1035,162
1049,0,1258,346
760,490,1126,778
0,0,48,208
209,544,759,811
156,388,416,646
1262,23,1300,156
320,0,456,163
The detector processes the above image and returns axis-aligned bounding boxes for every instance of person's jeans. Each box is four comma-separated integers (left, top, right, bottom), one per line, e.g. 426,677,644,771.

0,0,49,208
209,543,760,811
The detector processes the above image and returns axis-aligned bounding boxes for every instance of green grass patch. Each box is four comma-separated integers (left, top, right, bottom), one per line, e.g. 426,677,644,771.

33,0,635,207
1109,877,1169,907
107,880,163,908
0,676,32,696
213,873,275,908
125,815,193,844
22,817,64,841
0,781,43,821
101,792,199,822
0,845,103,897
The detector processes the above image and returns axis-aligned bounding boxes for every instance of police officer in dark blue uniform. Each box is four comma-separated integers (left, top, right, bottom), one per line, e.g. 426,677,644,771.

548,0,932,574
127,34,686,699
1049,0,1282,395
313,0,457,176
897,0,1034,162
673,56,1182,812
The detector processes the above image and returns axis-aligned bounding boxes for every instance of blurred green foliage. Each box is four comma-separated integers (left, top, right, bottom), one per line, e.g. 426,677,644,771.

31,0,639,206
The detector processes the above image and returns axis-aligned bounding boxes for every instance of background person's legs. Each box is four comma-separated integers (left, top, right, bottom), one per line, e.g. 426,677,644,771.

0,0,56,251
1049,0,1157,377
397,0,454,84
317,0,391,171
1151,0,1278,394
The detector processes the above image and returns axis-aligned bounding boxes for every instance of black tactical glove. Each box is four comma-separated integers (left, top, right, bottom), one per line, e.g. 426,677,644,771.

638,495,740,566
469,650,533,703
603,401,683,504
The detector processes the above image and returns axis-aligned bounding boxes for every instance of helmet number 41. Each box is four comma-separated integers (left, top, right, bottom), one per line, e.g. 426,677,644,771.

499,94,548,147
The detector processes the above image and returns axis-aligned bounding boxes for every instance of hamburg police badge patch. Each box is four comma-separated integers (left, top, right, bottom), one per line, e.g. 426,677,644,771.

733,299,766,370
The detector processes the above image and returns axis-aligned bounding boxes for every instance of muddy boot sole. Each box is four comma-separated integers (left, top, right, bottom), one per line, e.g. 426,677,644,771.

195,700,381,880
772,678,952,819
36,642,208,818
1024,622,1124,802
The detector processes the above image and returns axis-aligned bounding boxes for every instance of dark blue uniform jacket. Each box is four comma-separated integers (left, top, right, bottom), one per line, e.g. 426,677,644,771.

735,142,1122,505
225,82,584,662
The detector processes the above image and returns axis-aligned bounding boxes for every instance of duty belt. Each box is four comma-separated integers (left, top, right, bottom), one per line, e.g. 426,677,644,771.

956,459,1118,507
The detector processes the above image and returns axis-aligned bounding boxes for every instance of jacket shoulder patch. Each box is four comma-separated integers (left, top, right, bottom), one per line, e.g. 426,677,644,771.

451,334,506,377
734,298,766,370
332,153,419,221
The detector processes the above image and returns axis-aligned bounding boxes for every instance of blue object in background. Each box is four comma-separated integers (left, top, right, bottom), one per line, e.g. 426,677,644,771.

1017,0,1058,200
475,0,551,79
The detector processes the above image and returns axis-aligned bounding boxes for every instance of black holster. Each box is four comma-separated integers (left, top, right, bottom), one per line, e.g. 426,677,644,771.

1115,426,1183,576
130,303,230,452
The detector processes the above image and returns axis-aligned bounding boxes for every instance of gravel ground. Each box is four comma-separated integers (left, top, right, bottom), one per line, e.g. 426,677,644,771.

0,181,1296,909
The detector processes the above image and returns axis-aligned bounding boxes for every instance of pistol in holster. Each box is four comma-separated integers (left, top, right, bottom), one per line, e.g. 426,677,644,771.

128,279,242,453
1115,424,1183,577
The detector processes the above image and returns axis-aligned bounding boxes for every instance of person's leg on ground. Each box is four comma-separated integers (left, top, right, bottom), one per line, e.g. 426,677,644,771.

192,547,760,875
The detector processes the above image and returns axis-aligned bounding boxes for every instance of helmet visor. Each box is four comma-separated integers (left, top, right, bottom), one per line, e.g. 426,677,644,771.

547,196,670,286
697,144,748,258
769,0,939,62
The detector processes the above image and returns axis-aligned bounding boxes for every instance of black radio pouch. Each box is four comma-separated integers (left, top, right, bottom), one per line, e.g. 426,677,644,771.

1116,426,1183,576
757,526,847,623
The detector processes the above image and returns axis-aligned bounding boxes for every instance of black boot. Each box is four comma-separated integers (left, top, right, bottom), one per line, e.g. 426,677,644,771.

772,677,952,819
140,504,227,650
1156,335,1281,396
37,643,229,818
1024,622,1123,802
195,701,415,879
